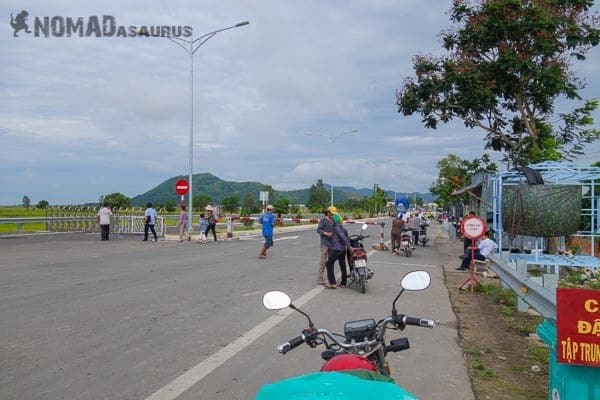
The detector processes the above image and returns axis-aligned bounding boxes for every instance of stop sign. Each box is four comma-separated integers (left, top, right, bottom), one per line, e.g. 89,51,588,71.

175,179,189,195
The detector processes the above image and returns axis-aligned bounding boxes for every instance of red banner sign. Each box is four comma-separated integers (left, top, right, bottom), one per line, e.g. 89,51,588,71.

556,288,600,367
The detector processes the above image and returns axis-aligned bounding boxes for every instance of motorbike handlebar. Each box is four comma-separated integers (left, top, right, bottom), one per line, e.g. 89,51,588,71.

403,315,437,329
277,334,306,354
276,316,437,355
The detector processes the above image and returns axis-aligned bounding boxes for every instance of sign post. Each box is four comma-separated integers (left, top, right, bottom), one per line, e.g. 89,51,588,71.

458,215,486,292
259,191,269,211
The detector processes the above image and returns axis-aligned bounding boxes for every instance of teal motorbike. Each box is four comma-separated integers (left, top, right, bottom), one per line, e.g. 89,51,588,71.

256,270,437,400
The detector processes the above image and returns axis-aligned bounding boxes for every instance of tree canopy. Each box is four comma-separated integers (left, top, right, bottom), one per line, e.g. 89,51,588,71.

397,0,600,167
429,154,497,208
102,192,132,209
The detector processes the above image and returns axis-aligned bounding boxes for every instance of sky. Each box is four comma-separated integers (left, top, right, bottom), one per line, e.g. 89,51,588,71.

2,1,600,205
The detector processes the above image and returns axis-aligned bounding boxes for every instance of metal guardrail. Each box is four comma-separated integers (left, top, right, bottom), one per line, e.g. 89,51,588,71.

488,253,558,320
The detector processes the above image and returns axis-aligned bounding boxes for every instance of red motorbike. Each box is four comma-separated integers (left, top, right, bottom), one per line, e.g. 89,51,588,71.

256,270,437,399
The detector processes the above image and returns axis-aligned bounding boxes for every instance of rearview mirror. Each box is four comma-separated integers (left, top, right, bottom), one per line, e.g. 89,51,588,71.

400,271,431,291
262,291,291,310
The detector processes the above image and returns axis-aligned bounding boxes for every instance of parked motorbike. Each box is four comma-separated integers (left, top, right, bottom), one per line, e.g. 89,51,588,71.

347,223,374,294
399,229,413,257
418,222,429,247
256,270,437,400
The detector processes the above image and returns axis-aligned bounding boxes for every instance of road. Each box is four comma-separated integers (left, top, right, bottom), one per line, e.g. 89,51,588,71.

0,222,474,400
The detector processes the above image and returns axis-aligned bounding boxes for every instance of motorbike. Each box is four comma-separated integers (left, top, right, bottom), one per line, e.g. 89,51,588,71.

418,222,429,246
399,229,413,257
347,223,374,294
256,270,437,400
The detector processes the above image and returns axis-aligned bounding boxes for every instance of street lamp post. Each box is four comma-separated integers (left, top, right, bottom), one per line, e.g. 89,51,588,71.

305,129,359,206
153,21,249,233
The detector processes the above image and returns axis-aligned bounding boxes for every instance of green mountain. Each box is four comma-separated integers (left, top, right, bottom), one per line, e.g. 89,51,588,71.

131,173,434,206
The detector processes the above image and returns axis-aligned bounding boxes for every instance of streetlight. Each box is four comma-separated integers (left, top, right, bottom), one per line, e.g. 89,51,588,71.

305,129,359,206
149,21,249,233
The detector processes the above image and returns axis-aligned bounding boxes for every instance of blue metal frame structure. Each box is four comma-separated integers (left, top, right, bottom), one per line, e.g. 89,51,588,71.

490,161,600,269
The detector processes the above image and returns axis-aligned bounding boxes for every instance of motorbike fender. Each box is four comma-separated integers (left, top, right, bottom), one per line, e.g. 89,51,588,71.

356,266,367,276
254,371,419,400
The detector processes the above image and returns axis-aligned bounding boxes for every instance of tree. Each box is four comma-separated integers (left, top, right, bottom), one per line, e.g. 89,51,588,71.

368,184,388,216
273,198,291,215
241,192,257,216
36,200,49,209
429,154,497,208
164,199,177,212
101,192,132,209
397,0,600,167
22,195,31,209
307,179,330,212
193,194,212,211
221,195,240,214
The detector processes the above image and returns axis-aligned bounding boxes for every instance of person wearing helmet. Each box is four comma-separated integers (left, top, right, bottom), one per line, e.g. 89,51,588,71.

324,213,350,288
258,205,275,259
316,206,337,285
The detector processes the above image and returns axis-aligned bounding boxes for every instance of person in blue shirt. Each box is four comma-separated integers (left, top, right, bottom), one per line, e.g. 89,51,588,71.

143,202,158,242
258,205,275,259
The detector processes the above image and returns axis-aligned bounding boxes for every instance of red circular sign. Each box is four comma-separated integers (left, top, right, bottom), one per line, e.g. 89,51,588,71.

175,179,189,195
460,215,486,240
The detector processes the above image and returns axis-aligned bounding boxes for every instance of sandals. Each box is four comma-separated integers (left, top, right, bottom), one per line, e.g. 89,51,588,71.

324,284,337,289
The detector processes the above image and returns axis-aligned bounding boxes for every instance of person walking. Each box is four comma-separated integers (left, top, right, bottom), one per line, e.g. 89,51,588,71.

205,206,217,242
97,202,113,241
258,205,276,259
316,206,336,285
408,213,422,247
324,213,350,289
390,213,405,255
198,212,208,243
143,202,158,242
178,205,189,242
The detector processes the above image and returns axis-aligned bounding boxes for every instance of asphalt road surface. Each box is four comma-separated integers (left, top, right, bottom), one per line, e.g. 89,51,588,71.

0,222,474,400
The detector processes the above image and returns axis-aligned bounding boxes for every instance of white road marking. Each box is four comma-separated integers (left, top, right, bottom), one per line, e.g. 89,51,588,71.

144,286,323,400
274,235,300,241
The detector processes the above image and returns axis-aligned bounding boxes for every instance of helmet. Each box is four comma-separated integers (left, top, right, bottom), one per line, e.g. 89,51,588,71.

320,353,377,372
332,213,342,224
266,204,273,210
327,205,338,213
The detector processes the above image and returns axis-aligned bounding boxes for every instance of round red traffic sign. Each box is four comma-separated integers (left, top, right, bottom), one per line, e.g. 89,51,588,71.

175,179,189,195
460,215,486,240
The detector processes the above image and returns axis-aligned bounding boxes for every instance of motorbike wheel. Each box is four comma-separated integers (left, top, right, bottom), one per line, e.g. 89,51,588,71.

359,275,366,294
405,248,412,257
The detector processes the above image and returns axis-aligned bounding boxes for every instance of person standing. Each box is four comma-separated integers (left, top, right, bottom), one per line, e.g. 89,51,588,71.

97,202,113,241
205,206,217,242
324,213,350,289
390,213,405,255
316,206,336,285
408,213,422,246
178,205,189,242
258,204,276,259
143,202,158,242
198,212,208,243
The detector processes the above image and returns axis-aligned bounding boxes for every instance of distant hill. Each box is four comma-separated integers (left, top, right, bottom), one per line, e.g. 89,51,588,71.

131,173,434,206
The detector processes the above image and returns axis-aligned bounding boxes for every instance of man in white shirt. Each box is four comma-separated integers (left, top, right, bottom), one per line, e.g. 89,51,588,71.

457,231,497,270
97,203,113,241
